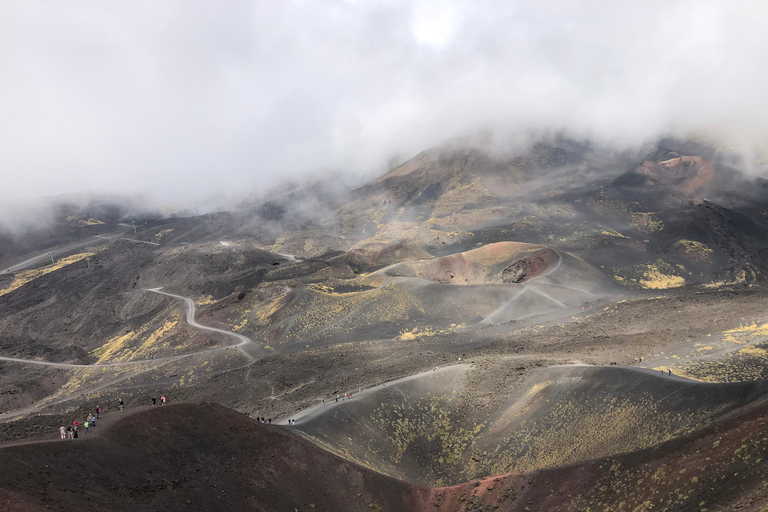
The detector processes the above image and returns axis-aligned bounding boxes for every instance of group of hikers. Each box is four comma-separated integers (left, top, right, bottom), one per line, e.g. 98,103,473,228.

59,394,169,439
60,406,101,440
117,395,167,412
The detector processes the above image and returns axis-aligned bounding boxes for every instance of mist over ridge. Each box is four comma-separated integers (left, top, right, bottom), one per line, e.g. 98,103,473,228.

1,0,767,211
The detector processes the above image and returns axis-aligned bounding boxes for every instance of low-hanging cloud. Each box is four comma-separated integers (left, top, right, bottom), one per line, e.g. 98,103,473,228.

1,0,767,207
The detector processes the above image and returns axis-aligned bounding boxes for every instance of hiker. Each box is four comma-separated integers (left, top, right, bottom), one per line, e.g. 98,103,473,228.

161,396,166,405
96,406,101,419
60,426,66,440
73,419,79,430
73,426,78,439
91,414,96,427
727,375,732,382
668,369,672,376
84,420,89,434
268,418,272,424
335,396,338,403
67,427,73,439
152,397,156,406
118,398,124,412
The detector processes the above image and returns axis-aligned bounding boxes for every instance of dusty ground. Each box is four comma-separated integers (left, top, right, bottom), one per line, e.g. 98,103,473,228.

1,401,767,512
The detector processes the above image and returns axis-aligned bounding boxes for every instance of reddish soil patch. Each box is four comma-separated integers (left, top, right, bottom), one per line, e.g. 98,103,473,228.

635,156,715,196
429,396,768,511
384,242,558,285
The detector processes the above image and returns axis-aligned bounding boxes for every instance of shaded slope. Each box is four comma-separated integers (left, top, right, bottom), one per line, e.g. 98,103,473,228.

429,394,768,512
0,403,425,512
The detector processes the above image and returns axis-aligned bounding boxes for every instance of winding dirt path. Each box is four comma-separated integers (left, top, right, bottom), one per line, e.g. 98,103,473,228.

276,362,710,426
146,288,257,363
0,288,258,368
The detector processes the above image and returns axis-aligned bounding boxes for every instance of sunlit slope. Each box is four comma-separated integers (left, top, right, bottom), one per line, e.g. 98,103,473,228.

246,242,612,349
292,364,768,487
327,139,768,290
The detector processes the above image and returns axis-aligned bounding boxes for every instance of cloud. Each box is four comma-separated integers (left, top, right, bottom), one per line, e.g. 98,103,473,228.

1,0,767,206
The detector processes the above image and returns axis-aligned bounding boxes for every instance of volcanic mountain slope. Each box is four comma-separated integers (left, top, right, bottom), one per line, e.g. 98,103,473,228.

4,134,768,470
238,241,612,351
292,137,768,291
290,363,768,487
3,136,768,425
1,401,768,512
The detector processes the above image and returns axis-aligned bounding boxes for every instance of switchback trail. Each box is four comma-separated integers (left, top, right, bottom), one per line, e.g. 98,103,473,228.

146,288,258,363
0,289,258,368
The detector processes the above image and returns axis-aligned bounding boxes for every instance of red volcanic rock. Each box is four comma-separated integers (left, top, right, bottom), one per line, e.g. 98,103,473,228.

635,156,715,196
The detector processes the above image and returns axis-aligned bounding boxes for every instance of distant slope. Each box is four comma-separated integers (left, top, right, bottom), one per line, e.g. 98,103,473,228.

245,242,612,351
292,364,768,487
326,137,768,289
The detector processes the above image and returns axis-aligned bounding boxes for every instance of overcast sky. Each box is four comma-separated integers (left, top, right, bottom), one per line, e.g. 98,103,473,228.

1,0,767,206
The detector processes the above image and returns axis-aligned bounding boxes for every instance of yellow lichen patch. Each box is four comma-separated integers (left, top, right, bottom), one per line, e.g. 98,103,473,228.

738,345,768,356
673,239,713,263
723,322,768,344
90,331,136,363
155,228,174,240
196,295,217,306
614,261,686,289
0,250,102,297
253,295,291,327
307,282,379,296
398,326,439,341
703,269,748,289
90,316,185,363
600,229,629,238
232,312,250,332
639,266,685,289
78,218,104,226
134,319,179,354
630,212,664,233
